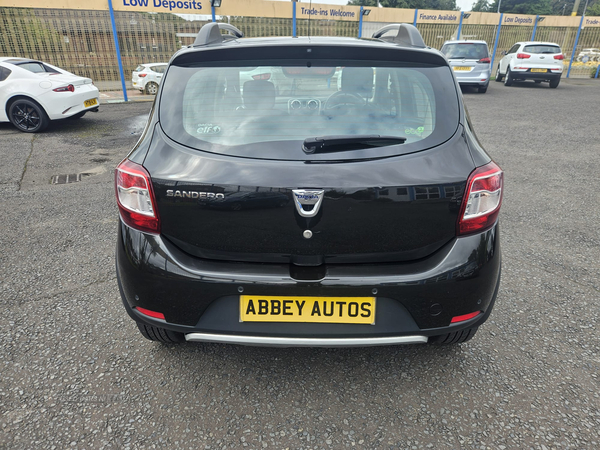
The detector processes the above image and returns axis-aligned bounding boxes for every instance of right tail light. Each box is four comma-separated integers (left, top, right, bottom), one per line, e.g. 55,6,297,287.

554,54,564,60
457,162,504,236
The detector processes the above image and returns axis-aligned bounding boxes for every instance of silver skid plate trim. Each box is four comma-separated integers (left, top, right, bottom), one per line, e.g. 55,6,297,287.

184,333,428,347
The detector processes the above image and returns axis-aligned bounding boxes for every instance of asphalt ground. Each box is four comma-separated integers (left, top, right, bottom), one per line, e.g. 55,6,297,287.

1,79,600,449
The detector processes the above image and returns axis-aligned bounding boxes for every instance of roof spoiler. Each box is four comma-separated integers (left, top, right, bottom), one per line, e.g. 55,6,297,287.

194,23,244,46
372,24,426,49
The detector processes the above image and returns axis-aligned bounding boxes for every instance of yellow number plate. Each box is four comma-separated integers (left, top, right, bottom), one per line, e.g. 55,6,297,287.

453,66,472,71
84,98,98,107
240,296,376,325
530,68,547,73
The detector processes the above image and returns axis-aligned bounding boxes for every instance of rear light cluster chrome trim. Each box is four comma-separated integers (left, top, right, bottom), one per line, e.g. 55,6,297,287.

184,333,428,347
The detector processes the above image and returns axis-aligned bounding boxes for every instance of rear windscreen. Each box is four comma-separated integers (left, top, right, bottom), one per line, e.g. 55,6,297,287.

159,60,460,160
523,45,561,54
441,43,488,60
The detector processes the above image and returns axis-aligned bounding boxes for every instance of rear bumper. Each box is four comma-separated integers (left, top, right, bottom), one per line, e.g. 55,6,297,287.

454,69,491,86
511,70,562,81
116,220,501,344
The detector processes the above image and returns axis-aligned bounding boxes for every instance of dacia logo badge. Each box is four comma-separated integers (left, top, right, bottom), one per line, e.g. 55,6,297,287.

292,189,324,217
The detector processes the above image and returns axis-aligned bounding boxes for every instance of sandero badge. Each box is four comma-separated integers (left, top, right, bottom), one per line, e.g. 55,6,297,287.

115,22,503,347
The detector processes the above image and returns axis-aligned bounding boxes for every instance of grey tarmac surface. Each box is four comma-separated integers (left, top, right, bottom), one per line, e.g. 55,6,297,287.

1,79,600,450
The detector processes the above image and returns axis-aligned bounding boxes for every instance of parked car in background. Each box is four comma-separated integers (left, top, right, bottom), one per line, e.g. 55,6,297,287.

577,48,600,62
496,42,564,88
0,57,99,133
115,23,503,348
440,40,491,93
132,63,167,95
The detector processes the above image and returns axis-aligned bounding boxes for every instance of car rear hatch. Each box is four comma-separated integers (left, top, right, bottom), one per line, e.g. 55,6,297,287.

517,44,563,73
144,42,472,265
441,42,490,77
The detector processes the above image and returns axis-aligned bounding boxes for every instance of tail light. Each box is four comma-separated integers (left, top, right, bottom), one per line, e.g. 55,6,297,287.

516,53,530,59
138,73,147,77
554,54,564,60
252,73,271,81
53,84,75,92
457,161,503,236
115,159,160,234
478,57,491,64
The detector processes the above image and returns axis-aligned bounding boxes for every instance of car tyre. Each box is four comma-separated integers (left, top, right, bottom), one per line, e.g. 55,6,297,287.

8,98,49,133
478,84,488,93
430,326,479,345
145,82,159,95
504,68,513,86
495,66,503,82
137,322,185,343
549,78,560,88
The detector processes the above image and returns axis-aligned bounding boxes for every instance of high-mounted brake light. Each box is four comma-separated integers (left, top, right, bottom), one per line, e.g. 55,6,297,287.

53,84,75,92
457,161,503,236
554,54,564,60
115,159,160,234
478,57,491,64
516,53,530,59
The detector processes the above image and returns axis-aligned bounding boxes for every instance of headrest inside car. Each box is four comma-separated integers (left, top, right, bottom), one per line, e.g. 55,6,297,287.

243,80,276,110
341,67,374,99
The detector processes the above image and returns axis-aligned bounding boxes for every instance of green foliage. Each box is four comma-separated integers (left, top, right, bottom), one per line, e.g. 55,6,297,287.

587,0,600,15
471,0,492,11
347,0,458,10
489,0,553,14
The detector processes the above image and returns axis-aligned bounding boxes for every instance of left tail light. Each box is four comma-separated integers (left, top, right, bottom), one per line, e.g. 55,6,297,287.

457,161,503,236
53,84,75,92
478,57,491,63
516,53,531,59
115,159,160,234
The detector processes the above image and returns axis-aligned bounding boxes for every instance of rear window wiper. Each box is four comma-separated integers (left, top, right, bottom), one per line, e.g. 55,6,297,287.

302,135,407,154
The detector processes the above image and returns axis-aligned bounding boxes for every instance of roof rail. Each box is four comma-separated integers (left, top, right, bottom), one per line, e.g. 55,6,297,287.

372,24,426,49
194,23,244,46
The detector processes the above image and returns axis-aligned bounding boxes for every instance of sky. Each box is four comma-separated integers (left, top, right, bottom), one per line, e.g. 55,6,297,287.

279,0,474,11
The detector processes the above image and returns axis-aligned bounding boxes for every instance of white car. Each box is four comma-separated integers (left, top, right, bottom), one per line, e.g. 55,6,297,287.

577,48,600,62
132,63,167,95
495,42,564,88
0,57,99,133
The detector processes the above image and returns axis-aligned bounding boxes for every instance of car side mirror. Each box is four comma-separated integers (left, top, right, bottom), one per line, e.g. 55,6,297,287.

501,51,507,56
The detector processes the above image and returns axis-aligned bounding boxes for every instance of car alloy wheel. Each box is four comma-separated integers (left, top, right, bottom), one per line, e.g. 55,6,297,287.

8,99,49,133
504,68,513,86
145,82,159,95
495,66,503,82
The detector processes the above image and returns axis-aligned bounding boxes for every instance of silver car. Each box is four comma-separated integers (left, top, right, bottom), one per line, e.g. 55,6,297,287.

441,40,491,93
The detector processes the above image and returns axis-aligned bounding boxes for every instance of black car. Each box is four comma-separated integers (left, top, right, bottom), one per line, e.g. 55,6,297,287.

115,23,503,347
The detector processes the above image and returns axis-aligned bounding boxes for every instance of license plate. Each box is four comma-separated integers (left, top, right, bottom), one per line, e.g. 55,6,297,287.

453,66,471,71
240,296,376,324
84,98,98,108
531,68,547,73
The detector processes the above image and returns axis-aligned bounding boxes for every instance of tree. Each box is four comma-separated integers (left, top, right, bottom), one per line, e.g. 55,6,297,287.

471,0,492,11
348,0,458,9
488,0,553,14
585,0,600,15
